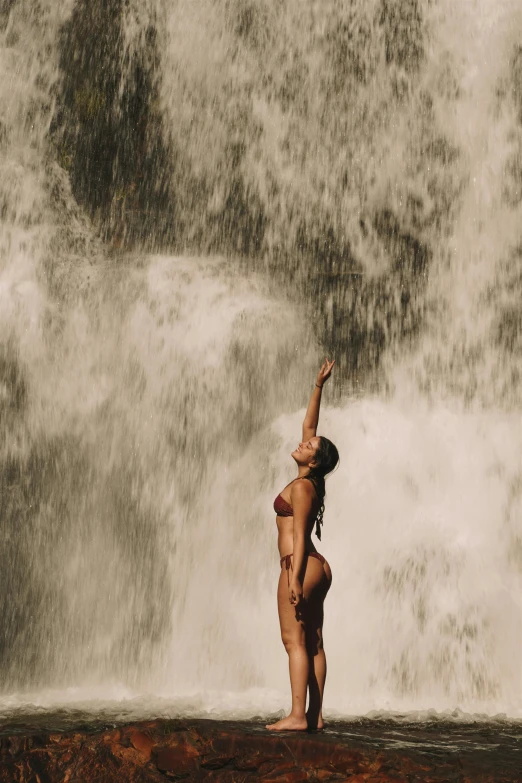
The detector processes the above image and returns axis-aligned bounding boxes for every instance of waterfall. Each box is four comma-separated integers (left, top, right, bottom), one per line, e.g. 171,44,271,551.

0,0,521,721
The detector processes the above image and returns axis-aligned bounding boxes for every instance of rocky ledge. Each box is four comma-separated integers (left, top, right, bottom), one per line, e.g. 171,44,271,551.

0,717,520,782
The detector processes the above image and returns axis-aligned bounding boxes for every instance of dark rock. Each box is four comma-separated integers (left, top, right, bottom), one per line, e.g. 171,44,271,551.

0,718,520,782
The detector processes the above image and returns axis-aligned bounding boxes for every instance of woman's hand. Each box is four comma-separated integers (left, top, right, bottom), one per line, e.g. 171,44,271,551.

316,358,335,388
289,578,303,607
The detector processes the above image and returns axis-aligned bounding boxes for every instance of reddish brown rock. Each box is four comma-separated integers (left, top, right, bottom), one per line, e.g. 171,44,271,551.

0,717,520,782
156,744,199,774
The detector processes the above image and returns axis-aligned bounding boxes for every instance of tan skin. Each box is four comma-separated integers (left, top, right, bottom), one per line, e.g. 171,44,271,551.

266,359,335,732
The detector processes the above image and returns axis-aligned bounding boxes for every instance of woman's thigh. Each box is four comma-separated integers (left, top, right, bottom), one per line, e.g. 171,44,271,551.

277,556,331,645
303,556,332,601
302,558,331,651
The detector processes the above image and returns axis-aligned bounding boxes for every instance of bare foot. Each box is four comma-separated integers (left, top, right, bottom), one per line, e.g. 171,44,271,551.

265,715,308,731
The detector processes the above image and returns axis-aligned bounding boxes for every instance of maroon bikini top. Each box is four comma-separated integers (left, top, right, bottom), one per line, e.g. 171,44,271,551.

274,477,319,517
273,493,293,517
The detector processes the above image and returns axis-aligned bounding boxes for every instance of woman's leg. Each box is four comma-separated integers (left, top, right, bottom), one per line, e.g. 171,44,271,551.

266,556,330,731
306,558,331,730
266,564,308,730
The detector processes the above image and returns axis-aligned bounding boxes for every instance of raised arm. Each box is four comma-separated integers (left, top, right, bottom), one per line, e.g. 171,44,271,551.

302,359,335,441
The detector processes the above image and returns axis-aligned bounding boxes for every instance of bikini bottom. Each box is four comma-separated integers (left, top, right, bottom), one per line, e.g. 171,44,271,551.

280,551,327,585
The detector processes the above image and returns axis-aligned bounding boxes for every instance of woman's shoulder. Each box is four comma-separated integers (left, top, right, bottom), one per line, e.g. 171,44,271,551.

290,477,316,498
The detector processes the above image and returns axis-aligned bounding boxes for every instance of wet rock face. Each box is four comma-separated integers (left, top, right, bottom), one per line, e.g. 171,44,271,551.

54,0,173,249
51,0,463,385
0,718,520,782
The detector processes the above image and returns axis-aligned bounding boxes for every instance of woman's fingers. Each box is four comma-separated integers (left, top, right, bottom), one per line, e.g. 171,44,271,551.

289,589,302,606
317,358,335,383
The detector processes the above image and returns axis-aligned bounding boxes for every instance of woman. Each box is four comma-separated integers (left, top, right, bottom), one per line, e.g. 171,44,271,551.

266,359,339,732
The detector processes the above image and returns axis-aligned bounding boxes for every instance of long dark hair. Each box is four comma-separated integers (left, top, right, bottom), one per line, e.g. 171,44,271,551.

304,436,339,540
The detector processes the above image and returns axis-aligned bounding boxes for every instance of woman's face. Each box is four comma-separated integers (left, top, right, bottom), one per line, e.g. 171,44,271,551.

291,436,320,467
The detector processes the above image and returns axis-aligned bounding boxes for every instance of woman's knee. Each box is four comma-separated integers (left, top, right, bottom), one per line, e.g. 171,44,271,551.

281,633,306,653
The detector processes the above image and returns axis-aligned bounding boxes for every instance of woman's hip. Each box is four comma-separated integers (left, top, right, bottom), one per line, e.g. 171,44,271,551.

280,551,332,583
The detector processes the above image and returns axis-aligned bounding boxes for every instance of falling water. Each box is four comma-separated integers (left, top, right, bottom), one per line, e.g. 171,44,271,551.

0,0,521,723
